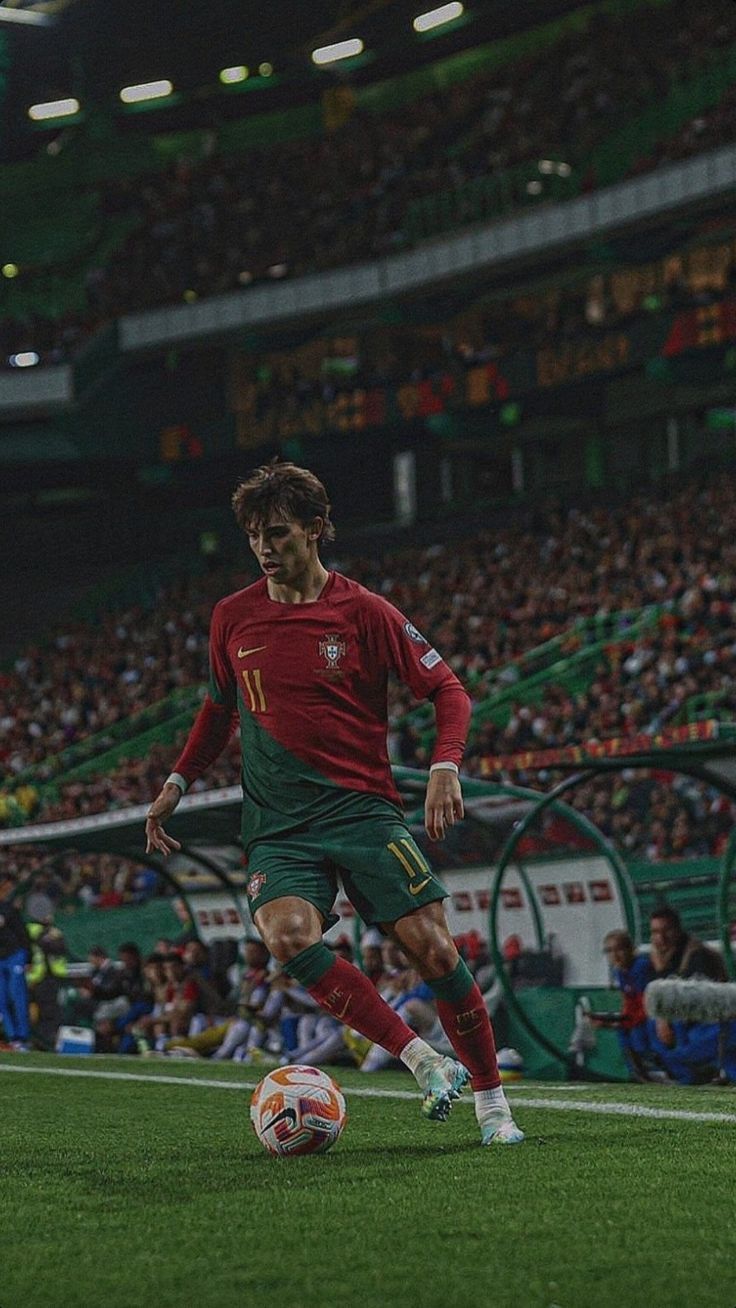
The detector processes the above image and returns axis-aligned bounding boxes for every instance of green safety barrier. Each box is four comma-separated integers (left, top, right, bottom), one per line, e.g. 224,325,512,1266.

591,40,736,188
404,160,580,245
9,686,202,792
674,688,733,726
505,987,631,1082
49,708,198,786
405,601,668,748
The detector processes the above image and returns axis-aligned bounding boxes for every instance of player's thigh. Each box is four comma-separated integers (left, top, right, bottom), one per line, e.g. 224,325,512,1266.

246,839,340,955
328,819,447,927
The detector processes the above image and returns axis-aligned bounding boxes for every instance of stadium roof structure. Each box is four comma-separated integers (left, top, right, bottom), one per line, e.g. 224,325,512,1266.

0,0,595,158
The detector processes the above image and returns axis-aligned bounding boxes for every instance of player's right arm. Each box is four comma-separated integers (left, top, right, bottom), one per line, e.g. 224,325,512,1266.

145,602,239,856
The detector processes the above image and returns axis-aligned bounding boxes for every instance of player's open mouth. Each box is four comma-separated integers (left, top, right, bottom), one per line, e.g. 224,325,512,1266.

261,561,281,573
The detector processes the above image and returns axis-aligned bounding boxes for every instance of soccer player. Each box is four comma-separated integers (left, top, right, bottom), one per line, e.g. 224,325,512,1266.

145,462,523,1146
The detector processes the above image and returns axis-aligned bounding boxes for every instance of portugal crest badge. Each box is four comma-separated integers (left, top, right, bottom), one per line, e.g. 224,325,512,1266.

247,871,266,900
319,634,346,670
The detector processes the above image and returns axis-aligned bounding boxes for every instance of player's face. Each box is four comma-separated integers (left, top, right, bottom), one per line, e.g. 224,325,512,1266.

246,515,318,583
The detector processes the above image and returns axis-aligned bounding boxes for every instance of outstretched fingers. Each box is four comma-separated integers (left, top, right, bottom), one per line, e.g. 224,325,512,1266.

145,820,181,856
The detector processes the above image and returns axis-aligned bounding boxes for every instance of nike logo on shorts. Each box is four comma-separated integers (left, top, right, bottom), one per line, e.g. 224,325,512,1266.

409,876,432,896
238,645,267,658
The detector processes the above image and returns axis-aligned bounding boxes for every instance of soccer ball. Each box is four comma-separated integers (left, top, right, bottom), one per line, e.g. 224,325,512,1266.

250,1064,347,1157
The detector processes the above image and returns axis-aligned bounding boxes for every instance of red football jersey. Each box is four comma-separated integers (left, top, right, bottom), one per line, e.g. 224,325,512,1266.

174,571,470,844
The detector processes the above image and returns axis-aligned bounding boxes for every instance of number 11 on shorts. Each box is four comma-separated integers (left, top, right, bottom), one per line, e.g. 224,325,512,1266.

387,839,431,894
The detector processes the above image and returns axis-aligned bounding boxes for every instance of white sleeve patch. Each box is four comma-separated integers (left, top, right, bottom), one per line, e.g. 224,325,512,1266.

420,648,442,669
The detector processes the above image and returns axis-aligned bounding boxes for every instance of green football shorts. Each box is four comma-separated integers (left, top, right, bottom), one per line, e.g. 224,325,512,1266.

244,810,446,929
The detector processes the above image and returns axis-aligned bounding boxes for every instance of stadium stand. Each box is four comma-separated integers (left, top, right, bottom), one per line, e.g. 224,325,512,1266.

4,0,736,365
2,472,735,893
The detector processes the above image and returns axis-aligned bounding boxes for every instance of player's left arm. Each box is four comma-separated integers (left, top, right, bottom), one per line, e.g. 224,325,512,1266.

368,596,471,840
423,686,469,841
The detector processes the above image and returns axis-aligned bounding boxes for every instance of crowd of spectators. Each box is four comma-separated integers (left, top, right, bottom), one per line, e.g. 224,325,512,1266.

0,846,183,919
0,568,239,783
3,473,736,874
1,889,494,1068
5,0,736,365
75,0,736,313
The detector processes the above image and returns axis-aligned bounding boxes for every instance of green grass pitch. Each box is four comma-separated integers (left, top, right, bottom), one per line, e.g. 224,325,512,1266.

2,1052,735,1308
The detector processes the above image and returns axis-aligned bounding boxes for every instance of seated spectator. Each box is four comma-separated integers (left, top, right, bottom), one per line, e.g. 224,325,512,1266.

647,905,730,1082
165,937,274,1060
153,952,202,1045
360,942,445,1072
94,942,148,1052
70,944,119,1023
652,1014,736,1086
592,930,654,1072
128,953,168,1052
649,906,726,983
182,938,230,1016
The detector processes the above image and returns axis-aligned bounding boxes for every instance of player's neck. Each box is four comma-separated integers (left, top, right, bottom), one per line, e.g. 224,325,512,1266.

267,558,330,605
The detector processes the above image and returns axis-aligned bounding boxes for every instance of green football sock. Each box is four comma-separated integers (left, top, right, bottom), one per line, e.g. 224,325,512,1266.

283,941,336,988
427,958,474,1003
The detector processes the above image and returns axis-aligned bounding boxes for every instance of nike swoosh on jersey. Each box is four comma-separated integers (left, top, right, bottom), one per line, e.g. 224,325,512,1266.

238,645,267,658
409,876,432,896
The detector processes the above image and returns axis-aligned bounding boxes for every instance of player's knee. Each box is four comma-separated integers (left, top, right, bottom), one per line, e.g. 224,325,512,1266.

254,902,322,962
264,921,320,963
418,933,459,979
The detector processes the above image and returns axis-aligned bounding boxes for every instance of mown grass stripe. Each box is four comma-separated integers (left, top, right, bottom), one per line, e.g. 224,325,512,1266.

2,1060,736,1124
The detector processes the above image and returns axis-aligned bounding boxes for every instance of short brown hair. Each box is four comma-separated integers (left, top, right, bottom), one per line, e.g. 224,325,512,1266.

231,460,335,542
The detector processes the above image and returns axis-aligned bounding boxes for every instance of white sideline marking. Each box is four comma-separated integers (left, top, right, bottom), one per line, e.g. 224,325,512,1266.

1,1061,736,1123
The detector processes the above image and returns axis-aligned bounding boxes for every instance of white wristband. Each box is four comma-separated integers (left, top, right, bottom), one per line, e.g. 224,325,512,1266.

165,772,189,794
429,762,459,775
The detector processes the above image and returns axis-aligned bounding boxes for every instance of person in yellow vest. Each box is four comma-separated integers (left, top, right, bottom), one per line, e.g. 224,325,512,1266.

27,919,68,1047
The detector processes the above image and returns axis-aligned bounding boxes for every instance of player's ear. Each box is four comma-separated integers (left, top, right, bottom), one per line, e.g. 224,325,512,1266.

307,516,323,543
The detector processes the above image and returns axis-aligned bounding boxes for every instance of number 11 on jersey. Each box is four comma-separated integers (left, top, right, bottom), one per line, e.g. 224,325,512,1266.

242,668,267,712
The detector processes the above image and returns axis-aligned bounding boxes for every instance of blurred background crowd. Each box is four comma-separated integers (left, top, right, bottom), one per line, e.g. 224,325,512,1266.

4,0,736,365
1,471,736,902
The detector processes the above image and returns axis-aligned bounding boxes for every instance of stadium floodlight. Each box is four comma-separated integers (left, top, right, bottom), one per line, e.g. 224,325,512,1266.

413,3,464,33
119,80,173,105
2,263,19,279
311,38,363,66
258,62,273,77
28,98,80,121
9,352,40,367
219,66,248,84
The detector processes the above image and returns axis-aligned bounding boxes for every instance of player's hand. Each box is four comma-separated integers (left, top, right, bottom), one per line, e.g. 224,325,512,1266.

145,782,183,856
425,769,464,841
